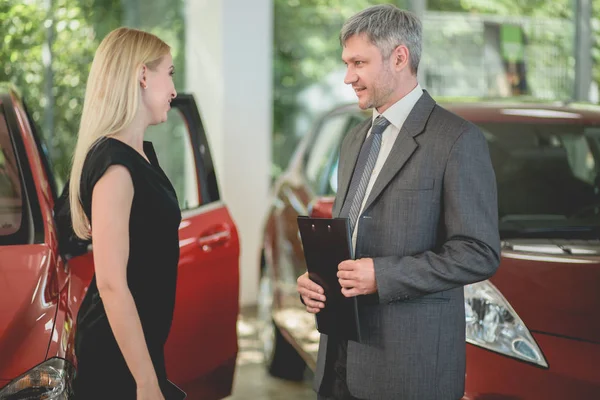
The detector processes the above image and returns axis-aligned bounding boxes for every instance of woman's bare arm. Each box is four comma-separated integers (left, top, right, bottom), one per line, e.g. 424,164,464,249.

91,164,160,392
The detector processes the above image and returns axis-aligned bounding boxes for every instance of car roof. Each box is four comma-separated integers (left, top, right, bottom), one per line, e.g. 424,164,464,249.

326,97,600,126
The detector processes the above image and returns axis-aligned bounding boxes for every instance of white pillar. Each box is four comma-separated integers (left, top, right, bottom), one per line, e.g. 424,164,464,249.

185,0,272,306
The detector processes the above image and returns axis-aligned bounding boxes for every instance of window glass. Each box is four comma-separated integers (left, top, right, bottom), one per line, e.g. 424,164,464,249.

146,108,199,210
305,115,349,195
0,108,23,236
479,123,600,230
324,115,365,196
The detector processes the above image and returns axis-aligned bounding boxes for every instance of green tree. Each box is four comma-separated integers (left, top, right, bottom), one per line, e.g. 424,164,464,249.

273,0,406,174
0,1,47,126
272,0,598,176
1,0,185,188
426,0,575,100
1,0,113,187
47,0,104,185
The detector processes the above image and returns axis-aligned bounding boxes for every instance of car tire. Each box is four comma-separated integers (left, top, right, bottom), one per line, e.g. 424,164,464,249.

258,257,306,381
266,323,306,381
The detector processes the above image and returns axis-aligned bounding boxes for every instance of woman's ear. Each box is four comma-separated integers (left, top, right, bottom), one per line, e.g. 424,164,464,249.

139,64,148,90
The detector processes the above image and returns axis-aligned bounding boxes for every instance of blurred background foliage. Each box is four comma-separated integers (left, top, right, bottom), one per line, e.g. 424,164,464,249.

271,0,600,175
272,0,402,171
1,0,599,183
0,0,184,188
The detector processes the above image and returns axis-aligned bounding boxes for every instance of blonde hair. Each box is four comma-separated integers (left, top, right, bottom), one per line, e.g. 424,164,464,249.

69,27,170,239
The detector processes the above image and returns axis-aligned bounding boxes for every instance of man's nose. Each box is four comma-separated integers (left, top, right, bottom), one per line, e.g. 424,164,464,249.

171,89,177,99
344,68,357,85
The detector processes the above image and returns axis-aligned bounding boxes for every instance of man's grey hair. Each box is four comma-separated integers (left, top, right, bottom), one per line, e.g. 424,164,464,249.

340,4,422,74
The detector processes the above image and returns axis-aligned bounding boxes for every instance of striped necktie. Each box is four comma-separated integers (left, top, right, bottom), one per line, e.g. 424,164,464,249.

340,115,391,233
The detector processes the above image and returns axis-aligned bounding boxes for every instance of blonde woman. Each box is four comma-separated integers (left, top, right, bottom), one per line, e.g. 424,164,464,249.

69,27,182,399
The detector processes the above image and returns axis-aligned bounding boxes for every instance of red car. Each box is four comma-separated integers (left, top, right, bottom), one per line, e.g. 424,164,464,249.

0,85,240,399
259,100,600,398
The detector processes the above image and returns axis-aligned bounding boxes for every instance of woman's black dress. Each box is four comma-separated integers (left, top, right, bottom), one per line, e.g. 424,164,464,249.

73,137,182,399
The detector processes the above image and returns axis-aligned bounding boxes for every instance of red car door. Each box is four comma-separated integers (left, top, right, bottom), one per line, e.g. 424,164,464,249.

145,94,240,399
0,91,59,383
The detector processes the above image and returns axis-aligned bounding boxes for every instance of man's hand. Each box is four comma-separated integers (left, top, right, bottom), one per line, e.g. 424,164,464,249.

337,258,377,297
297,272,326,313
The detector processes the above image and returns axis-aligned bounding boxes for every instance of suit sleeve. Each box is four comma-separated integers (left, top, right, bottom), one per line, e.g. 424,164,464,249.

373,124,501,304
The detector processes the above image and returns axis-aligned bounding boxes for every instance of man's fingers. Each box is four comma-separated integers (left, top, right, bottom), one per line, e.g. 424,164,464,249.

338,278,356,289
298,272,326,314
338,260,355,271
310,283,325,294
298,274,324,294
303,297,325,309
302,278,324,293
337,270,355,280
341,287,359,297
298,287,325,301
299,287,326,302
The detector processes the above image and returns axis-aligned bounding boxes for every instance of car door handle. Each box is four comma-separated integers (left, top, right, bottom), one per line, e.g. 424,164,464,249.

198,228,231,252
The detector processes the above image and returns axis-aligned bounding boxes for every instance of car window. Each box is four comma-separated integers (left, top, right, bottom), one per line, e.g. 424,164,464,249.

0,107,23,237
23,101,59,198
194,118,220,205
563,130,598,184
305,114,350,195
324,115,366,196
146,108,200,211
478,123,600,225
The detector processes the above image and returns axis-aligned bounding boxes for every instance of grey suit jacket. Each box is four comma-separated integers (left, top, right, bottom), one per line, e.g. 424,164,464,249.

313,91,501,400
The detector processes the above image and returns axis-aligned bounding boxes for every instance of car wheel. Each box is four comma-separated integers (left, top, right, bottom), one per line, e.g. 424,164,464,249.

258,264,306,381
267,323,306,381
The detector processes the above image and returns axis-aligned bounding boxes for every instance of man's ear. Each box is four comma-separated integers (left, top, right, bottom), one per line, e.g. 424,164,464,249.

139,64,148,89
392,45,410,72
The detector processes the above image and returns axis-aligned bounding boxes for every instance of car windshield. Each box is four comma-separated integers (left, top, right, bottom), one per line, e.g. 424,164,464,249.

0,105,23,238
478,122,600,239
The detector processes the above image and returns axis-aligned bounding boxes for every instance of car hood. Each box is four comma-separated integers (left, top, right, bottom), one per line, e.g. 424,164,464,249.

493,239,600,344
0,245,57,380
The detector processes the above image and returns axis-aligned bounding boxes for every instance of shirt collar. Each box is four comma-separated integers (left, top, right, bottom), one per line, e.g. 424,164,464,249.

372,84,424,131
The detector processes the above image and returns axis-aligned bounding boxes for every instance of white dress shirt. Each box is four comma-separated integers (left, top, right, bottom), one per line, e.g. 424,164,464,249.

351,84,424,251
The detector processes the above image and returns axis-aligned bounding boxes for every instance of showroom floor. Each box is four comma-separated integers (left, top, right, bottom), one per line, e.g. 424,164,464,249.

226,307,315,400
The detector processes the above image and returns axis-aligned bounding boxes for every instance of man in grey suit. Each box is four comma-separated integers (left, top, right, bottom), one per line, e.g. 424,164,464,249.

296,5,500,400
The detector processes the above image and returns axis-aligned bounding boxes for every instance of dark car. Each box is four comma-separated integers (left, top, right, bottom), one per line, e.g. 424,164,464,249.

259,99,600,398
0,84,240,399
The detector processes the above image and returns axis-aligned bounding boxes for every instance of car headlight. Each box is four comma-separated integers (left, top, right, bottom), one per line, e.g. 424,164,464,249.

465,280,548,368
0,357,74,399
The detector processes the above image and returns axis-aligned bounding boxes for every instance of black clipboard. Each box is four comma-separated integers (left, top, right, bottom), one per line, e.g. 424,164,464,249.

297,216,361,342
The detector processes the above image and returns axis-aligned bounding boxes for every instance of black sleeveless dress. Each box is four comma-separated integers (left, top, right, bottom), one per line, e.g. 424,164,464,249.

73,137,182,399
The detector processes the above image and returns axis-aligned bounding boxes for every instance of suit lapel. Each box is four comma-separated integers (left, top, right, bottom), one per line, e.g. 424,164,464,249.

334,118,371,217
362,91,437,212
